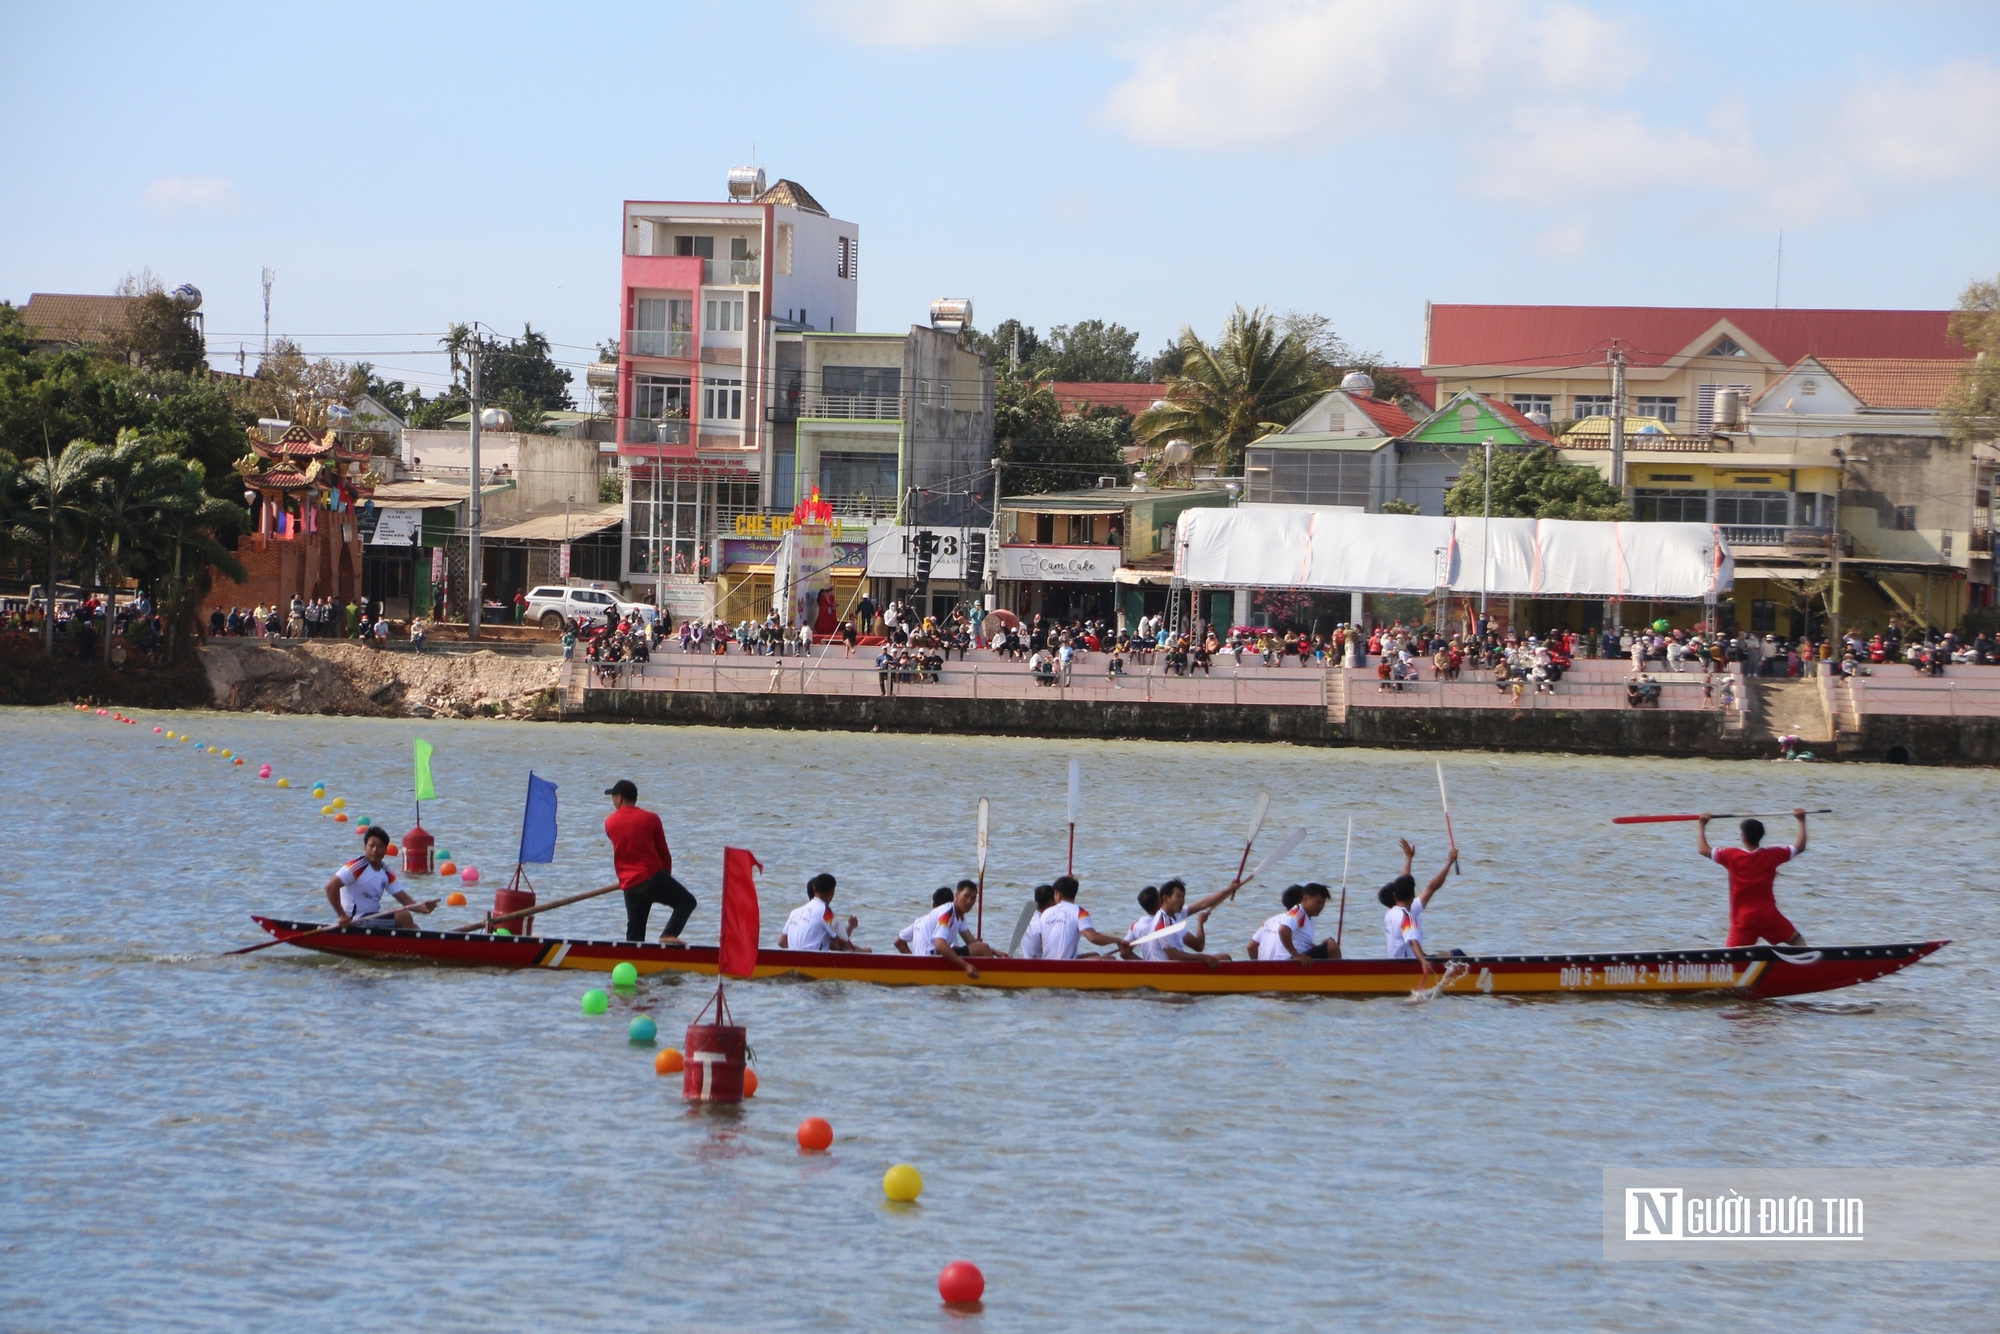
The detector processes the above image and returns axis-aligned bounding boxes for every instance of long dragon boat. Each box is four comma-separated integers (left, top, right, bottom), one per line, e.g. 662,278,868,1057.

247,917,1943,999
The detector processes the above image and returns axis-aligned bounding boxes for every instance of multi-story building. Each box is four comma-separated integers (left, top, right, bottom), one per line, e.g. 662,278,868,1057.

1422,304,1964,431
615,171,860,611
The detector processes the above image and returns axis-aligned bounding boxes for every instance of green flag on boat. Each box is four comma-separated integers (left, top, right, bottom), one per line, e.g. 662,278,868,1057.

414,736,437,801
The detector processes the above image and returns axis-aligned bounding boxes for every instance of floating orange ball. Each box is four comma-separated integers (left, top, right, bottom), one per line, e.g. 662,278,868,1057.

938,1261,985,1305
743,1068,759,1097
386,844,399,857
653,1047,684,1075
437,860,457,876
797,1117,833,1152
445,891,467,906
334,813,349,823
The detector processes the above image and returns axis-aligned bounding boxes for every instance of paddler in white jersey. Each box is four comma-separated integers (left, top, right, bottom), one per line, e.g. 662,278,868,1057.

1017,883,1057,959
1246,885,1305,959
902,881,1001,979
324,825,435,928
1379,838,1458,975
1124,885,1161,949
1137,877,1234,964
1252,883,1337,964
779,873,866,952
1040,876,1132,959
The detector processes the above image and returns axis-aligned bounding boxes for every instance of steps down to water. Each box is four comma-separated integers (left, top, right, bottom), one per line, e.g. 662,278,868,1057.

1750,679,1832,744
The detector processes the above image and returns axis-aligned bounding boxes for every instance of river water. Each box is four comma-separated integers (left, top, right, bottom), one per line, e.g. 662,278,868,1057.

3,706,1995,1332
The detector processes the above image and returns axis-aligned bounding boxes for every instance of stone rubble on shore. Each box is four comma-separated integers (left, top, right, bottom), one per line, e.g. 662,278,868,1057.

200,641,562,719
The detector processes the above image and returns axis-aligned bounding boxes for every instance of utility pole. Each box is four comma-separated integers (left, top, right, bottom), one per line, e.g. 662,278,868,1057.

1608,346,1627,491
261,268,274,361
1480,435,1494,622
467,340,483,640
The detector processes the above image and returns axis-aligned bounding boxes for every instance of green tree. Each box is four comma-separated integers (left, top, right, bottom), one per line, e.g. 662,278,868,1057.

1147,339,1187,381
993,379,1130,495
1443,446,1629,520
17,440,102,655
968,319,1042,372
1039,319,1145,382
1133,306,1324,476
1941,273,2000,445
84,430,186,664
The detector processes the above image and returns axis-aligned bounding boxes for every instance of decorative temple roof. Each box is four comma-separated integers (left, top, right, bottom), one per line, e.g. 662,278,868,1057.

236,454,322,489
253,422,378,464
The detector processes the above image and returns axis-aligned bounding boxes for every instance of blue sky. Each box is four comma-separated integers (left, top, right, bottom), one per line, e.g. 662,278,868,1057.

3,0,1997,398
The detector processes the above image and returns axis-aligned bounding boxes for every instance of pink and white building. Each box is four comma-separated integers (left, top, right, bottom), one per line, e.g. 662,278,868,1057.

616,170,859,596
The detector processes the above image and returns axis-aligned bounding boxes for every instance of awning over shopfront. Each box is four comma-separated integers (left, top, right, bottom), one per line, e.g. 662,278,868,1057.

1175,509,1732,599
482,504,624,543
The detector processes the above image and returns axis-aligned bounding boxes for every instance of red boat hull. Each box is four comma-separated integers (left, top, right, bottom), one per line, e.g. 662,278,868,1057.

247,918,1945,999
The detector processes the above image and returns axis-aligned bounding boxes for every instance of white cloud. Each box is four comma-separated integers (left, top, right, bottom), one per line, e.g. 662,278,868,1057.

1098,0,1637,150
811,0,1150,48
140,175,244,220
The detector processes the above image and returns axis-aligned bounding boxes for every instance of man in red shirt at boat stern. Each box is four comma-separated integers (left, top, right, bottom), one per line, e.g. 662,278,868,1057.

604,779,698,945
1696,809,1809,947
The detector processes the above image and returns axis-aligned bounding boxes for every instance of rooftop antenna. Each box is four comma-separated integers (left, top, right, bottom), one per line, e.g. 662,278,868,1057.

261,267,275,359
1774,230,1783,309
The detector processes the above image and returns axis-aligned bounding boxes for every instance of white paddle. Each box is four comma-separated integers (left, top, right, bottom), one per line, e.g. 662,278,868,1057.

1066,757,1081,875
975,796,990,938
1008,897,1038,954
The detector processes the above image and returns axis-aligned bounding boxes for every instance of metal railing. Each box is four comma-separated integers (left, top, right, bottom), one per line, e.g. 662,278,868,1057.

622,417,690,445
1346,671,1736,712
1563,432,1718,452
799,391,900,420
626,329,692,358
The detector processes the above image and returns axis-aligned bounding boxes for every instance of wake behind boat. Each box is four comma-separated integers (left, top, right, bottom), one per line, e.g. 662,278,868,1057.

245,917,1945,999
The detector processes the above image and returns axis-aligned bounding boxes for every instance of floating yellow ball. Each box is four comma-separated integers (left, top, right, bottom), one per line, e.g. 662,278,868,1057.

883,1163,923,1203
220,749,231,758
321,805,334,815
331,797,346,810
206,747,217,754
277,778,290,788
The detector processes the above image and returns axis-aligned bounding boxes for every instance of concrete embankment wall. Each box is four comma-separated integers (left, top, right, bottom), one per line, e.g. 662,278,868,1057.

1834,716,2000,767
583,688,1780,760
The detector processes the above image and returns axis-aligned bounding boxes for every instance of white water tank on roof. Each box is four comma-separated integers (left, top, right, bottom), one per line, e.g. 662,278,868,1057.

1340,371,1374,396
930,298,974,332
1715,388,1744,428
727,166,766,200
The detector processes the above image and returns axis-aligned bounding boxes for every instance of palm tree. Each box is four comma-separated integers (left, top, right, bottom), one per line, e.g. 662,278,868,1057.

86,429,185,666
151,461,246,660
17,440,102,656
1133,306,1325,477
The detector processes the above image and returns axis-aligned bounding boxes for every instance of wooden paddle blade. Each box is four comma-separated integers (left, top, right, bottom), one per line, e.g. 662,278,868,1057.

1008,897,1038,954
1611,814,1702,824
1245,792,1271,845
977,797,990,873
1249,828,1306,880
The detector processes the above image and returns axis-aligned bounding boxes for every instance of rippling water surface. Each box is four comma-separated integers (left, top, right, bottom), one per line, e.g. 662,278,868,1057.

3,706,1996,1332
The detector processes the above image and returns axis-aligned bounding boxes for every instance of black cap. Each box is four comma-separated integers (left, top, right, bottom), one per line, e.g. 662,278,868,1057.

605,779,638,801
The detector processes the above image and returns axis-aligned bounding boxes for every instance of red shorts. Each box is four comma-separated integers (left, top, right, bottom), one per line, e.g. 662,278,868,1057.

1727,907,1798,947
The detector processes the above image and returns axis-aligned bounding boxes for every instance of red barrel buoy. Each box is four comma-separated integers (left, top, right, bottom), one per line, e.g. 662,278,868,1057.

401,822,435,875
491,886,536,936
683,985,747,1103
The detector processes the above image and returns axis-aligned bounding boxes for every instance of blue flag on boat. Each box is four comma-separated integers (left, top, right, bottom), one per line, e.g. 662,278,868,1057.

518,772,558,865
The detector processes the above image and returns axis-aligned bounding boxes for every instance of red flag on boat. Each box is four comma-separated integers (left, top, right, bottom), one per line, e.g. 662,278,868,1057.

719,848,763,978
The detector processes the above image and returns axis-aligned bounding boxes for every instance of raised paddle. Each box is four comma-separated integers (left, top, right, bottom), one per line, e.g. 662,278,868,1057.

1066,757,1081,876
225,900,443,955
1228,792,1272,892
1335,815,1353,949
1436,761,1460,874
1133,826,1309,946
975,796,990,939
1613,809,1831,825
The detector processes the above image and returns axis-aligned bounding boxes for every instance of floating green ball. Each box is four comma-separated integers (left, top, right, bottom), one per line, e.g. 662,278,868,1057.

492,927,512,936
628,1015,657,1044
357,817,371,828
610,962,639,987
581,989,609,1016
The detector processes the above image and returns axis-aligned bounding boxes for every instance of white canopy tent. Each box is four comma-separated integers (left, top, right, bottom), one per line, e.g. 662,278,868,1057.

1173,509,1731,600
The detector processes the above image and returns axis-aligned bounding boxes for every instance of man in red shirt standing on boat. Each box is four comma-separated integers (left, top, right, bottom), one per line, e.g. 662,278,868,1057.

604,779,697,945
1696,809,1809,947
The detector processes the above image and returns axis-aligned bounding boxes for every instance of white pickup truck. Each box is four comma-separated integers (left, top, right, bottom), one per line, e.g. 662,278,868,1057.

523,584,651,631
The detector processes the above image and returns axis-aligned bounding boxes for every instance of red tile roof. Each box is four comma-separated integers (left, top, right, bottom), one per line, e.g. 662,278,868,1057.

1486,396,1557,444
19,292,138,345
1350,395,1416,437
1046,382,1166,415
1384,366,1438,410
1426,305,1966,371
1814,358,1972,411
